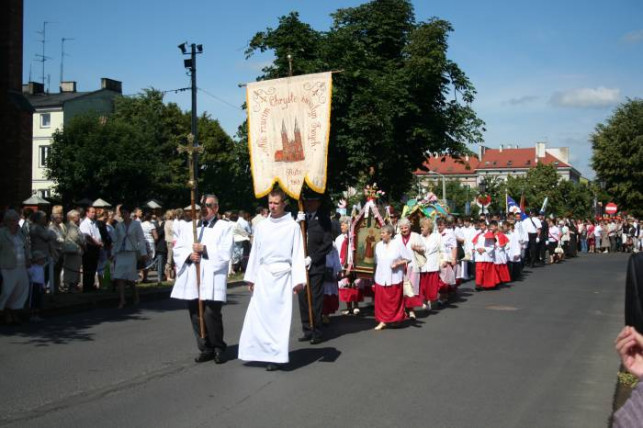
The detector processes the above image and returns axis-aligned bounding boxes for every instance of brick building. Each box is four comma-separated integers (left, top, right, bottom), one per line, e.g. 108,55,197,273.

0,0,33,209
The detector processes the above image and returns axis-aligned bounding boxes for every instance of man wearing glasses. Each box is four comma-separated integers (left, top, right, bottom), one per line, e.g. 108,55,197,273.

171,194,234,365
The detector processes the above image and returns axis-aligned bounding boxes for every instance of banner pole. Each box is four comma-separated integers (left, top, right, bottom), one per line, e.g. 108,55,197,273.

298,199,315,333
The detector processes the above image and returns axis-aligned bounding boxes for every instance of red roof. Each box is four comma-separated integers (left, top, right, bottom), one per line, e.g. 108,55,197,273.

418,147,570,175
476,148,570,169
418,155,479,175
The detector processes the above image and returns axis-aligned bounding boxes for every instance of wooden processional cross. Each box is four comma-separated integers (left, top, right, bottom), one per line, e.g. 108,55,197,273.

178,133,206,338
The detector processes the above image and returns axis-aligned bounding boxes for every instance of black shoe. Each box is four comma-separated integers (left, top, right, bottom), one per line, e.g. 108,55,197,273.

194,353,214,363
213,350,226,364
309,336,324,345
297,335,312,342
266,363,280,371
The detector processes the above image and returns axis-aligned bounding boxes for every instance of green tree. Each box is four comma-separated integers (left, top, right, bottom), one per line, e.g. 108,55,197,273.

591,98,643,217
245,0,484,201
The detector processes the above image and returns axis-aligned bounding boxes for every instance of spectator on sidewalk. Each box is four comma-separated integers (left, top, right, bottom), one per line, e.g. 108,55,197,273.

0,210,31,325
62,210,85,293
79,207,103,292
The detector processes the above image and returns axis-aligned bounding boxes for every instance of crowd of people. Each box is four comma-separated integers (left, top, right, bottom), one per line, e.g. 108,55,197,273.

0,202,268,324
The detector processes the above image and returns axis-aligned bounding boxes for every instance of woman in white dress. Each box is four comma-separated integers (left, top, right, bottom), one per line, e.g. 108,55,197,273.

112,206,148,308
396,218,425,319
140,211,158,282
414,217,443,309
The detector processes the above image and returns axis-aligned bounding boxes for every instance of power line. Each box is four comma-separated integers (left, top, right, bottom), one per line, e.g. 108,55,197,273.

197,87,243,111
161,87,190,94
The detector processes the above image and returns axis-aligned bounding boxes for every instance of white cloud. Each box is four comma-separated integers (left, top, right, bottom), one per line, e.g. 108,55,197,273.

622,30,643,44
506,95,538,106
550,87,620,108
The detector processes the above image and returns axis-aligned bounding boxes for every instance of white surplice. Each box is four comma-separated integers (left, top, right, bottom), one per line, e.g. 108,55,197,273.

170,218,233,302
238,213,307,364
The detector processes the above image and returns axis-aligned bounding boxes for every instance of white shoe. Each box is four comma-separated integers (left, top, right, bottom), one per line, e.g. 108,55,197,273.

408,311,416,319
423,302,432,311
352,308,360,315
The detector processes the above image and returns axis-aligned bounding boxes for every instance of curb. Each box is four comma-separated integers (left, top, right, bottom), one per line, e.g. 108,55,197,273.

41,280,246,317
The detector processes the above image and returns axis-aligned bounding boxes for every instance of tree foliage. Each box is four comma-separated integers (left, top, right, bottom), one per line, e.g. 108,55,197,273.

47,89,254,210
591,98,643,217
245,0,485,201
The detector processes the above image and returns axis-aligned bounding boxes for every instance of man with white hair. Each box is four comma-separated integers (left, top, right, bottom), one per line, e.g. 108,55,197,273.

172,195,233,365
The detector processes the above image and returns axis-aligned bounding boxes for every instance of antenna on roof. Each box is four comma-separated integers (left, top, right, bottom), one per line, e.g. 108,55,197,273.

35,21,54,92
60,37,75,85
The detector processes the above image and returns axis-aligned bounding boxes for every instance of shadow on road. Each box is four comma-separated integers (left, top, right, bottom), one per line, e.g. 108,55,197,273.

0,298,185,346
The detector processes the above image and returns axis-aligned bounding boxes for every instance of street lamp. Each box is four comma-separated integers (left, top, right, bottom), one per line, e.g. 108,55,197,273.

178,41,203,181
427,170,447,205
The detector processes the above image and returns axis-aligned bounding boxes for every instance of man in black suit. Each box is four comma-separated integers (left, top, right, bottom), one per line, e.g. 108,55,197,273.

297,190,333,344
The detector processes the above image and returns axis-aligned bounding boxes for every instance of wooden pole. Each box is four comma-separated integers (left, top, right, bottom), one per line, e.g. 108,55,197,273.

179,133,206,339
191,188,206,339
298,199,315,333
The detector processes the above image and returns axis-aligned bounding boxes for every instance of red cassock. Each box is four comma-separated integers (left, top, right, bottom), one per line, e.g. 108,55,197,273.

495,264,511,283
374,283,406,323
338,235,365,303
495,232,512,283
476,262,499,288
420,271,441,302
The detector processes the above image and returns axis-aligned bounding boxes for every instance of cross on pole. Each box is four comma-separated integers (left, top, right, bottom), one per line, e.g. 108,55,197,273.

177,133,204,190
177,132,206,338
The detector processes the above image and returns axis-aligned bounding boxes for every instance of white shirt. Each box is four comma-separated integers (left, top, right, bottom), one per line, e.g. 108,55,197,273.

374,239,412,286
79,217,102,244
522,216,542,234
418,232,443,273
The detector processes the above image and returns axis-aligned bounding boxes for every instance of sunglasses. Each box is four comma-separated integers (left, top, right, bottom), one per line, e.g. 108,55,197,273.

205,203,218,208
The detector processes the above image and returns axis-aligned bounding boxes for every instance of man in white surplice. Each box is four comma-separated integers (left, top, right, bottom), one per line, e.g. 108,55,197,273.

171,195,233,364
238,188,307,371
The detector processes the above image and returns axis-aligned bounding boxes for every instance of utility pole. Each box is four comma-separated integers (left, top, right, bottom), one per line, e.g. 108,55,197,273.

178,42,203,183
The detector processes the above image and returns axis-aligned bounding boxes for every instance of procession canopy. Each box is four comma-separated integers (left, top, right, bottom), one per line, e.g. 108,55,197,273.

246,72,333,200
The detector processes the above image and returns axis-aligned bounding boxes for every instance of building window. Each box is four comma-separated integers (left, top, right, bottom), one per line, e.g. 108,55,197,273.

39,145,50,167
40,189,51,198
40,113,51,128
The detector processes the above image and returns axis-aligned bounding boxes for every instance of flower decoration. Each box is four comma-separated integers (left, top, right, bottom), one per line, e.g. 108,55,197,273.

363,183,386,201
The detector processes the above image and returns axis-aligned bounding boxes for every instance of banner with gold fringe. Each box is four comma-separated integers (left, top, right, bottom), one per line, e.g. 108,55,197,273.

246,72,332,199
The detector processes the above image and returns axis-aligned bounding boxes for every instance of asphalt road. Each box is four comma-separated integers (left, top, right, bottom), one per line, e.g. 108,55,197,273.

0,253,630,428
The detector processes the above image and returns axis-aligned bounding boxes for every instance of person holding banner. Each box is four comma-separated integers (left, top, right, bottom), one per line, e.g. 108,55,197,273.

297,191,333,344
171,194,234,365
239,188,307,371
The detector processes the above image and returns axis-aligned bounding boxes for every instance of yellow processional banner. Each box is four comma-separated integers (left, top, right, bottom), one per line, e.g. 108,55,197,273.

246,72,332,200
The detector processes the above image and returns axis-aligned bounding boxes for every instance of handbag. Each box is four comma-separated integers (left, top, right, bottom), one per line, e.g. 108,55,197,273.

403,277,415,297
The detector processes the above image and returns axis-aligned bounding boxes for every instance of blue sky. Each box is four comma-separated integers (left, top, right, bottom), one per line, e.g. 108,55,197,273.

23,0,643,179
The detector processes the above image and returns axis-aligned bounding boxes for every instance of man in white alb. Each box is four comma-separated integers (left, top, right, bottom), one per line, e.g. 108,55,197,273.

238,188,307,371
